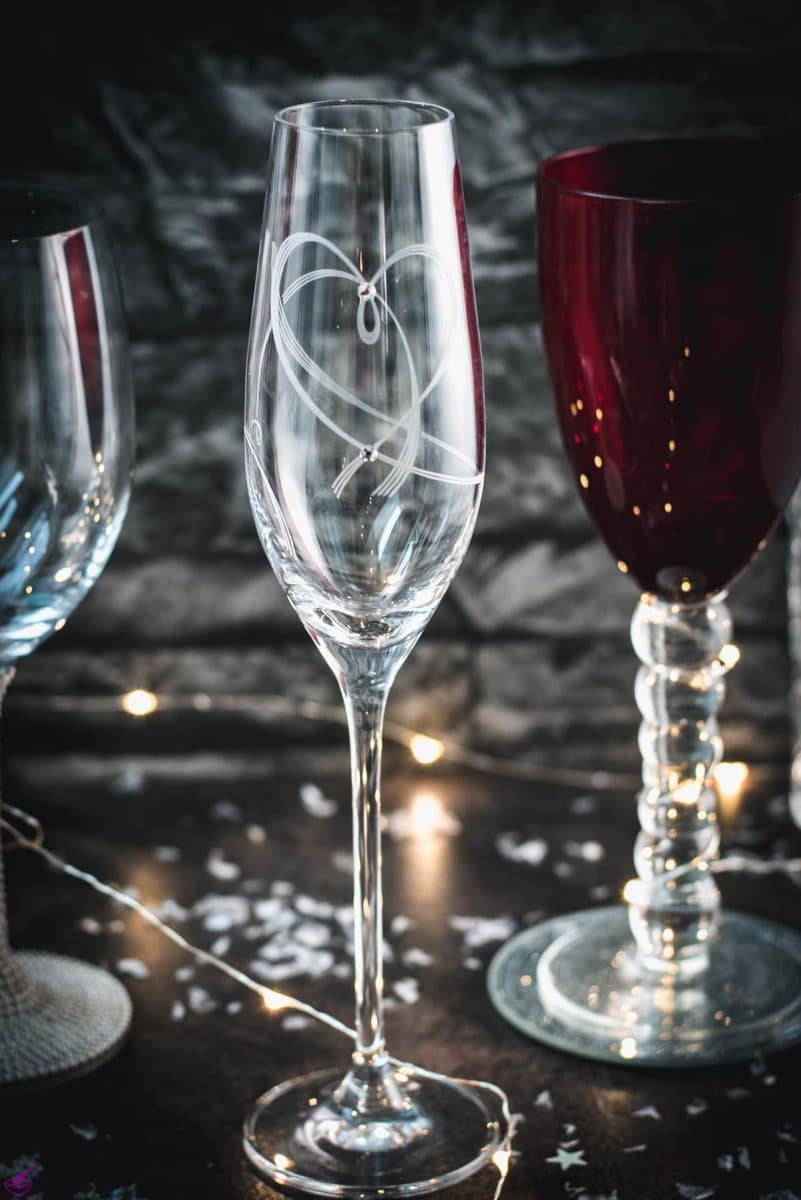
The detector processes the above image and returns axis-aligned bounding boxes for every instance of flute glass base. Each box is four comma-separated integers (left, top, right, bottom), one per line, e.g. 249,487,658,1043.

243,1066,503,1197
0,951,132,1091
488,906,801,1067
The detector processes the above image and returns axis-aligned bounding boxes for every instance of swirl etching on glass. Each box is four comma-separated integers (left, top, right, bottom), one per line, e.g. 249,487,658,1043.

245,232,482,503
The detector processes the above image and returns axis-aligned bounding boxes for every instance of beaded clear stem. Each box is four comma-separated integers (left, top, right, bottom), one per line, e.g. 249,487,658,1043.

243,100,501,1194
489,593,801,1065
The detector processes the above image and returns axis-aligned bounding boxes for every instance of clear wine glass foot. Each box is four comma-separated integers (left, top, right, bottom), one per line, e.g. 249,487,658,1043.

488,906,801,1067
243,1065,502,1197
0,950,131,1090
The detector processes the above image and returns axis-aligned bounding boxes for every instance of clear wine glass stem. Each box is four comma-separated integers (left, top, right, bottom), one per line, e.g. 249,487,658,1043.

328,648,417,1123
346,680,388,1066
627,593,734,976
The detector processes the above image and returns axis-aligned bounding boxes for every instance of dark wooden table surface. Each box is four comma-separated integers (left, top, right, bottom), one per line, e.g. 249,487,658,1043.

1,725,800,1200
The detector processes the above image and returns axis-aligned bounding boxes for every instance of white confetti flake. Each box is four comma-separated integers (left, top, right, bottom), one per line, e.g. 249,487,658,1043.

210,936,231,957
211,799,242,821
569,795,598,815
282,1014,312,1031
495,832,548,866
69,1124,98,1141
623,1144,647,1153
402,947,434,968
535,1090,553,1108
391,915,413,935
80,917,103,935
633,1105,661,1120
295,895,335,920
750,1052,767,1077
553,861,573,878
463,956,482,970
294,921,332,949
332,851,353,873
153,846,181,862
109,768,145,796
171,1001,186,1021
565,840,605,862
675,1186,716,1199
175,965,194,982
687,1099,708,1117
246,824,267,844
226,1001,243,1015
206,850,241,881
251,947,335,983
300,782,338,818
393,978,420,1005
253,897,284,921
193,895,249,931
116,957,149,979
546,1147,586,1171
449,914,516,950
271,880,295,897
589,885,612,901
157,898,188,922
187,986,217,1014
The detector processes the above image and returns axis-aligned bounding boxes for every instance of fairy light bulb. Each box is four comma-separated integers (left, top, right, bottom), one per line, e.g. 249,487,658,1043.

120,689,159,717
409,733,444,764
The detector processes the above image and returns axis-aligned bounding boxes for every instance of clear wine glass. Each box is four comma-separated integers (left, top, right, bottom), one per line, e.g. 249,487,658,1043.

243,100,499,1195
489,138,801,1067
0,185,135,1085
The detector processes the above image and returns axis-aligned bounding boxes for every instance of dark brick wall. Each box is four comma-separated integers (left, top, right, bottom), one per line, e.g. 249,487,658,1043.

4,5,801,772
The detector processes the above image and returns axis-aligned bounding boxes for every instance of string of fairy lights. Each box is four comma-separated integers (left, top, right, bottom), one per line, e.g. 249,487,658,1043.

1,667,800,1193
112,686,645,789
115,684,755,800
0,801,517,1198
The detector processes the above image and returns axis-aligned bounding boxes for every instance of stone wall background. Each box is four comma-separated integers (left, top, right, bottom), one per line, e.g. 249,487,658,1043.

4,4,801,778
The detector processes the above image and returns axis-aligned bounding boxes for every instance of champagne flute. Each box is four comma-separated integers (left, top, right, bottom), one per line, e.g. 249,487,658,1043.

490,138,801,1067
243,99,500,1196
0,185,134,1086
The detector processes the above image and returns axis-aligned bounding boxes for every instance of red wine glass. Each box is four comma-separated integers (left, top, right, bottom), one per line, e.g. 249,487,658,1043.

489,138,801,1065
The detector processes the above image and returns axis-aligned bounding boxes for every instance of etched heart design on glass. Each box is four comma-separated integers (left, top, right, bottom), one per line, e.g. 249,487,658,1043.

249,232,481,500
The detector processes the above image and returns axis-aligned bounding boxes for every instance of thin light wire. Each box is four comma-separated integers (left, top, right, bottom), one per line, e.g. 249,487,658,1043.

10,690,643,791
0,804,353,1040
0,801,515,1195
712,852,801,876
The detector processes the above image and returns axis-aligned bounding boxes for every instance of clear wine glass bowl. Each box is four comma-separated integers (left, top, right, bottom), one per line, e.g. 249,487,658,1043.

489,138,801,1067
0,185,134,1087
243,100,501,1195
